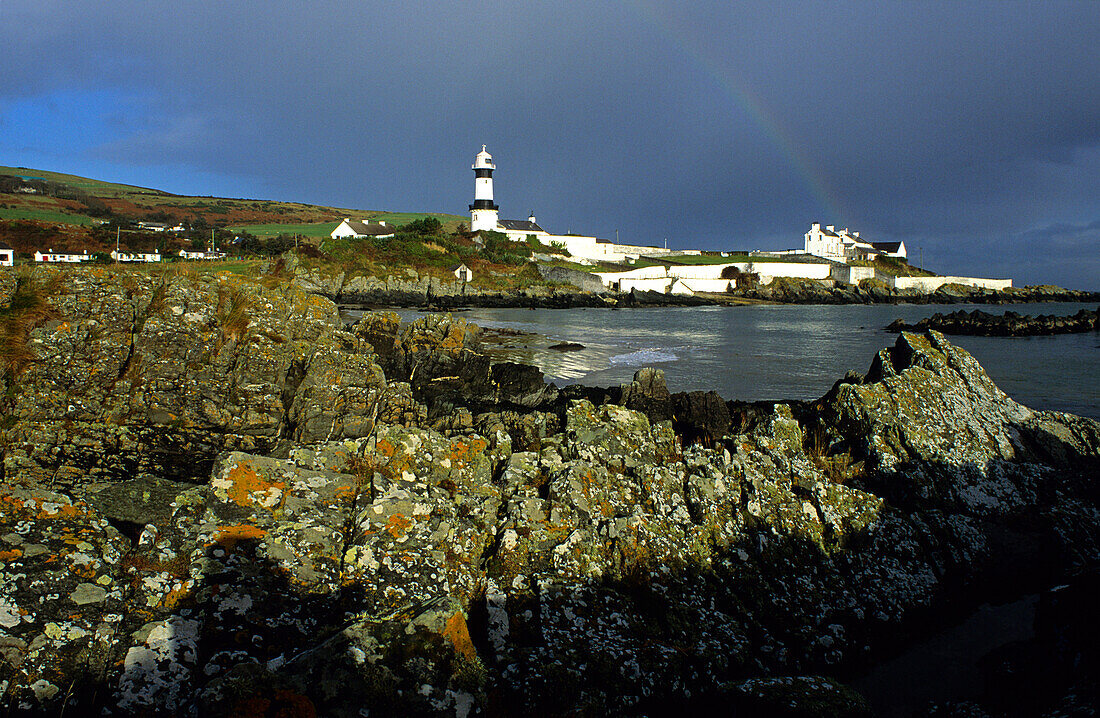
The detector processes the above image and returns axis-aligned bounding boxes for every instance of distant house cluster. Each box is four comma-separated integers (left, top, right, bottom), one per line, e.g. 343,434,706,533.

178,249,227,260
0,246,233,265
137,221,186,233
111,250,162,263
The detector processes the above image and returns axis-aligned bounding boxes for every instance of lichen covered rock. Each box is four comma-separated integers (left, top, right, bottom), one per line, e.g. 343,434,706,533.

1,275,1097,716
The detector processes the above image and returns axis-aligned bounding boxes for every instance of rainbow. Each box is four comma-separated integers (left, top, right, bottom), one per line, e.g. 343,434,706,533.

622,0,849,224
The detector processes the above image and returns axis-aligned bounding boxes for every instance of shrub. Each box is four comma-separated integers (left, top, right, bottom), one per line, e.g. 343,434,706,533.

0,273,61,380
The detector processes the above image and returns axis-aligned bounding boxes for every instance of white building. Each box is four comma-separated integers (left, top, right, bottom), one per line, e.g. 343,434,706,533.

178,249,227,260
0,243,13,267
330,219,396,240
111,250,161,263
804,222,906,262
34,249,91,263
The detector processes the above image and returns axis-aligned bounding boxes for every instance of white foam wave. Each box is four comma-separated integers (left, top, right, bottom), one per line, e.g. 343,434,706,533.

608,349,678,366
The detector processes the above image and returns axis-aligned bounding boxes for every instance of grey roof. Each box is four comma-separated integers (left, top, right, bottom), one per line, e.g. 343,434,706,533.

343,220,394,236
871,241,903,252
819,228,839,237
448,263,469,272
497,219,544,232
0,242,12,250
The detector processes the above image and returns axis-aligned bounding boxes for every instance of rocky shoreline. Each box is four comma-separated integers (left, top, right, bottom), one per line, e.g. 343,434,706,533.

292,263,1100,309
1,266,1098,716
887,307,1100,336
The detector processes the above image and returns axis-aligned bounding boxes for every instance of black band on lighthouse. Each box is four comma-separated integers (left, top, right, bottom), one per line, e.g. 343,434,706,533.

475,168,493,178
470,200,499,210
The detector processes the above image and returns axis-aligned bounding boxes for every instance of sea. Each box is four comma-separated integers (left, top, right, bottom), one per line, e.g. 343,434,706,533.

346,302,1100,420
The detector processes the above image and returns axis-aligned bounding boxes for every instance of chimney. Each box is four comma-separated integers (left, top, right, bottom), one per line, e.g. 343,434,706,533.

826,225,835,232
853,231,860,238
811,222,821,231
529,211,536,224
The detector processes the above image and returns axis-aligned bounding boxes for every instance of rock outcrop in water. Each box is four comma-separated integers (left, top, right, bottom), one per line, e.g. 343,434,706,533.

887,307,1100,336
1,266,1097,716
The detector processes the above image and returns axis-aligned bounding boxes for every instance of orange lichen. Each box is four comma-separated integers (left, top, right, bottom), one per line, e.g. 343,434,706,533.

384,514,412,539
37,502,84,520
160,586,194,610
223,460,286,510
214,523,268,551
70,563,97,580
448,437,488,471
442,611,478,662
0,548,23,561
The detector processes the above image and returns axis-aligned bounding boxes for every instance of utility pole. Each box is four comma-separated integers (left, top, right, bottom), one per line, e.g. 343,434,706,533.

115,227,120,263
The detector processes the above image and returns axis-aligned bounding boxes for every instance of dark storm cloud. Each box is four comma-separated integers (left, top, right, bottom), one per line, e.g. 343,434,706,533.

1,0,1097,287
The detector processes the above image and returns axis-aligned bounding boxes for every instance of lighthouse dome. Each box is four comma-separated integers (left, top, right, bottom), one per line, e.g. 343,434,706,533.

473,145,495,170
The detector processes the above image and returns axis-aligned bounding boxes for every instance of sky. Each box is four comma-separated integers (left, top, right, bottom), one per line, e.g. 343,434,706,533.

1,1,1098,289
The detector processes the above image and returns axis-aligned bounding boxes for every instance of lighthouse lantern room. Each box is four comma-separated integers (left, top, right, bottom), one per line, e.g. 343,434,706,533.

469,145,499,232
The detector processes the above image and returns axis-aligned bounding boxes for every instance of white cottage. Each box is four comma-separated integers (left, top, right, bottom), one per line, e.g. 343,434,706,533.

330,219,396,240
178,249,227,260
34,249,91,263
111,250,162,263
0,243,13,267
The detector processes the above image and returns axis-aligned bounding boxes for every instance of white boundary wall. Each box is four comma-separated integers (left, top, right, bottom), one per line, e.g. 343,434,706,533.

893,276,1012,291
618,277,673,293
680,278,734,293
830,265,879,284
597,260,832,292
753,262,832,283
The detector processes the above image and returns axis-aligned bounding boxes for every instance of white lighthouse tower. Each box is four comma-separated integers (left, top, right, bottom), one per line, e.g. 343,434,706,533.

469,145,499,232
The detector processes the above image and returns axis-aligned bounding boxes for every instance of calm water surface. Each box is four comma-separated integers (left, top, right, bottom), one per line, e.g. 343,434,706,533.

349,303,1099,419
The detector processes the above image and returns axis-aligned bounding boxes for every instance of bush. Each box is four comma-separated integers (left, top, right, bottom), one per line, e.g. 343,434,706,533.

399,217,443,236
721,265,758,288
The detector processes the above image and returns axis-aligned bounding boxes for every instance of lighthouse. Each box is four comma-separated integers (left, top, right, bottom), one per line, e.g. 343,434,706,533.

469,145,499,232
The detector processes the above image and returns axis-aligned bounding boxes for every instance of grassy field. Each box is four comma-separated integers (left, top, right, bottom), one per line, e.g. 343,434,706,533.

227,221,339,237
371,212,466,229
0,207,98,225
230,212,467,238
0,166,167,197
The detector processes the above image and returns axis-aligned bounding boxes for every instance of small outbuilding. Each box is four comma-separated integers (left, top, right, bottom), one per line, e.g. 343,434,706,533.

0,242,13,267
450,263,474,283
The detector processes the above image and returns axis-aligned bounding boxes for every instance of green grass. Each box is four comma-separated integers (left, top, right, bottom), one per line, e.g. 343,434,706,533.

227,221,340,237
0,207,98,225
369,212,466,228
230,213,467,238
0,165,166,197
661,254,751,265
